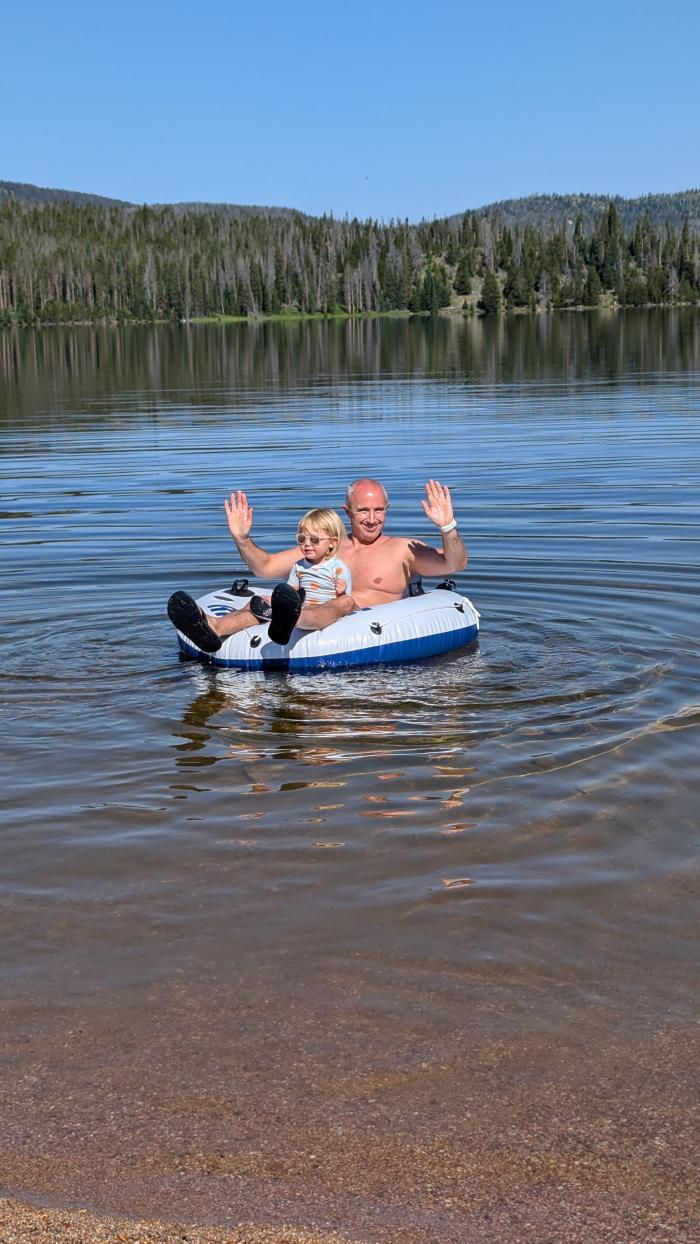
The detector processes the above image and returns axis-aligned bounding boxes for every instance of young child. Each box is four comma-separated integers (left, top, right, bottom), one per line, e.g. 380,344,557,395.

250,507,352,644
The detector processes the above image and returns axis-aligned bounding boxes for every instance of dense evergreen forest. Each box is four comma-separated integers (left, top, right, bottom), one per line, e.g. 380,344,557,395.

1,187,699,325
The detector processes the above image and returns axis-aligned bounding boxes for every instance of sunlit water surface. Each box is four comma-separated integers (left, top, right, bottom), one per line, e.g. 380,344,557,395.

1,313,699,1016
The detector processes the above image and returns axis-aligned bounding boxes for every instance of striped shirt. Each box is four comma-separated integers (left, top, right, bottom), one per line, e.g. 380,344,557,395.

288,554,352,604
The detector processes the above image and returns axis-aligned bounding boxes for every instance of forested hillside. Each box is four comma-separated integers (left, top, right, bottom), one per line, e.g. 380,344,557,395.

1,192,699,324
0,181,303,219
0,180,131,209
461,191,700,234
4,180,700,232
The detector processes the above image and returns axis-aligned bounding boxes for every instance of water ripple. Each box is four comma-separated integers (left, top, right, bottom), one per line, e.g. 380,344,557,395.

1,320,699,1004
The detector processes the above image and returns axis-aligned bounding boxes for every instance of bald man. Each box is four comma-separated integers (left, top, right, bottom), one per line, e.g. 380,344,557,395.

167,478,467,652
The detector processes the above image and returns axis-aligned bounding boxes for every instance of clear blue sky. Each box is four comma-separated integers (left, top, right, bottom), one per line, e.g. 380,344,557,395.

3,0,698,220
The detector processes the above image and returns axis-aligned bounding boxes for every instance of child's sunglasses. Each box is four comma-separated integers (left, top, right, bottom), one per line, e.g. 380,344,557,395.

296,533,327,546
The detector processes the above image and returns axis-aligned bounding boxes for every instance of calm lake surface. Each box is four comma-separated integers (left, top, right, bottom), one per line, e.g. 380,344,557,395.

1,312,698,1240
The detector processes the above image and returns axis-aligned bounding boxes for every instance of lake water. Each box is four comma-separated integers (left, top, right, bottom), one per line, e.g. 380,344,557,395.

1,312,698,1242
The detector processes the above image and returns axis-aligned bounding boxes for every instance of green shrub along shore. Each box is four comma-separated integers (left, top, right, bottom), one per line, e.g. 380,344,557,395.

0,193,699,327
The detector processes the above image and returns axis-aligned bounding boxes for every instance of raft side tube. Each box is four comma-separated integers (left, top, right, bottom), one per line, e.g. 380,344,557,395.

173,587,480,671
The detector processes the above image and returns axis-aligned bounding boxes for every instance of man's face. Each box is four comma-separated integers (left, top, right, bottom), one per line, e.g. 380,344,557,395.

344,484,388,544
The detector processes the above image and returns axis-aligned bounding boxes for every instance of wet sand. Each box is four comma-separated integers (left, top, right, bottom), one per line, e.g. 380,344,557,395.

2,955,697,1244
0,1200,349,1244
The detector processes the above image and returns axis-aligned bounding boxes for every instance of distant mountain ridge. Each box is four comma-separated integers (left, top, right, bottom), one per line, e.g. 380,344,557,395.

464,191,700,233
2,179,700,231
0,181,304,220
0,180,131,209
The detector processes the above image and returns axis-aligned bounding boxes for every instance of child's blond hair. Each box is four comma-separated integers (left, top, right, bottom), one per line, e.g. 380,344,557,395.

297,507,346,554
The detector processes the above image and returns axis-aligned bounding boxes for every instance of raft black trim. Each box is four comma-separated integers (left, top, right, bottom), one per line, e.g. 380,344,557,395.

230,578,253,596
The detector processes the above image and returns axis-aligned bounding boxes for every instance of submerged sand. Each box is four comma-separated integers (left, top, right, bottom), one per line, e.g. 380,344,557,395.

2,951,697,1244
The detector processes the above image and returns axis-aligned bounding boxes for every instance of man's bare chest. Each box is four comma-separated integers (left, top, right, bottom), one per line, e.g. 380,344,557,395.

342,540,410,593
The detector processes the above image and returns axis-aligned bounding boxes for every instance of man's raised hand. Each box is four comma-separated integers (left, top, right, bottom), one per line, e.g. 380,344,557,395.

421,479,454,529
224,490,254,541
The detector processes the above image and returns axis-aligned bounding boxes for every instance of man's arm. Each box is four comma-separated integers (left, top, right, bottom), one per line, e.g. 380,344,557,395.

410,479,468,576
224,491,299,578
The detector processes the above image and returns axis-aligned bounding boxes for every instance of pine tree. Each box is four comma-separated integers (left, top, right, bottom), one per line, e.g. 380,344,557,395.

600,202,622,289
647,267,668,303
478,270,501,314
503,266,530,308
453,254,472,295
623,267,648,306
573,212,586,252
584,267,602,306
274,249,286,308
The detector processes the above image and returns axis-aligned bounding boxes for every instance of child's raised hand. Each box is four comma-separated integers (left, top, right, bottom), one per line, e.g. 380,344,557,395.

335,577,348,596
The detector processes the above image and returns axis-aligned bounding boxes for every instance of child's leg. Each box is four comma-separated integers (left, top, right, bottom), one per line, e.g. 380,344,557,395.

295,593,355,631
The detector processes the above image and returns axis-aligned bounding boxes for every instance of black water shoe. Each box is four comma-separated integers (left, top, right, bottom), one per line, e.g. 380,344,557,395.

267,584,303,645
167,591,222,653
249,594,272,622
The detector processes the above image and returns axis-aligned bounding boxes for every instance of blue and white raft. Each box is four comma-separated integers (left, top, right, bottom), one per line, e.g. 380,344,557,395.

173,585,480,671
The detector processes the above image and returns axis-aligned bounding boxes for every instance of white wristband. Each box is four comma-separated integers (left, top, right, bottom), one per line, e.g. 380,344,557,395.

440,519,458,534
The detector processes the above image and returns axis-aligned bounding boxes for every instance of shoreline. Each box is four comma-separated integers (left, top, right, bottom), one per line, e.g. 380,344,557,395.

2,302,698,330
0,1198,352,1244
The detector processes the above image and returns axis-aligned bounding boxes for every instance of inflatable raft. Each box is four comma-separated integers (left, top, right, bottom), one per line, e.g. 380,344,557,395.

172,584,480,671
